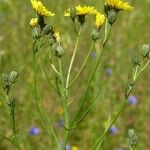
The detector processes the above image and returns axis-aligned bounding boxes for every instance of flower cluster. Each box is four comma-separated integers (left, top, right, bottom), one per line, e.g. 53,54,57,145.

30,0,55,16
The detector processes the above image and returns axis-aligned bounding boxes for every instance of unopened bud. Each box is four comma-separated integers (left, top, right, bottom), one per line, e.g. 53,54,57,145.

9,71,19,85
128,129,138,148
132,56,140,66
52,44,64,58
141,44,150,58
108,10,118,25
91,28,100,41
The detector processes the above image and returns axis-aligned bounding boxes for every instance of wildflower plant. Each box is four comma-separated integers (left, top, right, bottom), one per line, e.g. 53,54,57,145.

1,0,150,149
29,0,149,150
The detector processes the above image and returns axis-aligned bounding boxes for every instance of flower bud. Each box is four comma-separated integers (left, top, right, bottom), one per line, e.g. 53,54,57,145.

107,10,118,25
9,71,19,85
141,44,150,58
132,56,140,66
91,28,100,41
128,129,138,148
52,44,64,58
30,18,38,27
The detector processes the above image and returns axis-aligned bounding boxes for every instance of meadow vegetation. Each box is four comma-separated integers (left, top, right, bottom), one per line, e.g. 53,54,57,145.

0,0,150,150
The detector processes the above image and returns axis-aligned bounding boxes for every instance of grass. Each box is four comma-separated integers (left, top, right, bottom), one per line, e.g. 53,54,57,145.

0,0,150,149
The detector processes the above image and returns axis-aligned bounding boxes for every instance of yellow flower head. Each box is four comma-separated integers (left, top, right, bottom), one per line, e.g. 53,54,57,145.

64,5,97,17
105,0,133,11
30,0,55,16
72,146,79,150
75,5,97,15
95,13,105,29
30,18,38,27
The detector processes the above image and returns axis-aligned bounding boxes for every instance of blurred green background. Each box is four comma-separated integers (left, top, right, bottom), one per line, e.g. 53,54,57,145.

0,0,150,149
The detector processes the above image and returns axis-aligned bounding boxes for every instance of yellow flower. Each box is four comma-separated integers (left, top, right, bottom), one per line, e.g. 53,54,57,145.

75,5,97,15
30,0,55,16
30,18,38,27
95,13,105,29
64,5,97,17
105,0,133,11
72,146,78,150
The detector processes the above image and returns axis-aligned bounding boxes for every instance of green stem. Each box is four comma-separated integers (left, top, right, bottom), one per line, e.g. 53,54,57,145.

68,41,95,89
6,93,20,150
41,62,59,94
58,59,70,150
72,86,104,128
59,59,69,127
32,52,60,150
61,27,83,148
10,103,20,150
49,49,60,75
91,100,127,150
70,19,111,127
136,60,150,78
133,66,139,81
91,59,150,150
65,26,82,89
62,25,83,149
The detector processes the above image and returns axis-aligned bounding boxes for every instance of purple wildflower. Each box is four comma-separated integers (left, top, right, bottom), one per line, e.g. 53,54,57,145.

109,126,118,134
66,144,71,150
29,127,41,136
128,96,137,105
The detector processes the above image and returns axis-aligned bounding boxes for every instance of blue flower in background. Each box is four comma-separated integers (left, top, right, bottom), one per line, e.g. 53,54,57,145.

29,127,41,136
91,51,97,58
128,95,137,105
105,68,112,76
109,126,118,134
66,144,71,150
